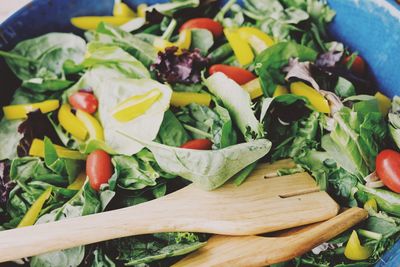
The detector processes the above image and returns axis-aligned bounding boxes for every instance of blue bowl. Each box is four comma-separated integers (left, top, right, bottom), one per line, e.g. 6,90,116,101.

0,1,399,265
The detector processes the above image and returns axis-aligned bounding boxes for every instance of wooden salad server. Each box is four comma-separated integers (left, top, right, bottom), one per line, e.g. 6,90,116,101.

175,207,368,267
0,159,339,262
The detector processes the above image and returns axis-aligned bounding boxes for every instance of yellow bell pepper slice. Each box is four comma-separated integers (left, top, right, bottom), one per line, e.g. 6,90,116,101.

344,230,373,260
290,82,330,113
17,187,52,228
242,79,263,100
224,28,254,66
112,89,162,122
71,16,132,30
175,29,192,50
238,27,275,54
154,30,192,52
273,85,289,98
170,92,212,107
137,4,148,18
3,100,59,120
29,139,86,160
58,104,88,141
375,92,391,116
113,1,135,17
154,38,175,52
76,110,104,141
364,198,378,212
67,172,87,190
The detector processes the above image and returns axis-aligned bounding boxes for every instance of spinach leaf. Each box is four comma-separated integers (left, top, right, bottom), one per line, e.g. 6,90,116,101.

31,182,113,267
255,41,318,96
322,106,387,179
81,42,150,79
176,103,237,149
107,232,205,266
0,119,22,160
112,154,160,190
205,73,264,141
0,33,85,91
150,0,200,16
93,23,158,68
158,110,190,147
190,29,214,56
271,111,320,161
121,132,271,190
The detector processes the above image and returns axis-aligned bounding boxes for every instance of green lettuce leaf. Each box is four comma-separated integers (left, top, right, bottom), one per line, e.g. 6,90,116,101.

205,72,264,141
120,132,271,190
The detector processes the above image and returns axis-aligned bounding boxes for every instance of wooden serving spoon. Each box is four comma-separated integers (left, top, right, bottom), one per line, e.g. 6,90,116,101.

174,207,368,267
0,159,339,263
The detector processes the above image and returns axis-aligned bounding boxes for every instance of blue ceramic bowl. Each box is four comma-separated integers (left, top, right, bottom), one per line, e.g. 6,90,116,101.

0,1,399,265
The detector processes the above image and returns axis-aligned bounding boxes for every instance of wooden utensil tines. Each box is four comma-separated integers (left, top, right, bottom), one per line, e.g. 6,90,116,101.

0,159,339,263
174,208,368,267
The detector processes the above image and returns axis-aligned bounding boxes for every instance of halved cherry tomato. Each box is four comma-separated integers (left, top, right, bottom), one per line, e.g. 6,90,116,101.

86,150,113,191
209,64,256,85
376,149,400,193
69,92,99,114
180,18,223,38
180,139,213,150
344,55,366,76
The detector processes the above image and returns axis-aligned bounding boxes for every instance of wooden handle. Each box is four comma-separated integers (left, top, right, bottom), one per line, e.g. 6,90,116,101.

0,198,194,263
174,208,367,267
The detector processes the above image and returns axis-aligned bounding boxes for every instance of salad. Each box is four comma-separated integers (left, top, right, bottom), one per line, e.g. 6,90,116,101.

0,0,399,266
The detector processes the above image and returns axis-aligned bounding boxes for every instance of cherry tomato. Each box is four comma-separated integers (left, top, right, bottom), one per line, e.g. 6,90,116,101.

180,139,213,150
180,18,223,38
209,64,256,85
343,55,366,76
86,150,113,191
376,149,400,193
69,92,98,114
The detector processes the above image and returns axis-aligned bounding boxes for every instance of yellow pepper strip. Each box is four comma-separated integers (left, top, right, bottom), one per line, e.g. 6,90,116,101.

29,139,87,160
364,198,378,212
17,187,52,228
273,85,289,98
175,29,192,50
112,89,162,122
58,104,88,141
170,92,212,107
290,82,330,114
113,1,135,17
344,230,373,260
67,172,87,190
242,79,263,100
154,30,192,52
375,92,391,116
137,4,148,18
238,27,275,54
154,38,175,52
224,28,254,66
3,100,59,120
70,16,132,30
76,110,104,141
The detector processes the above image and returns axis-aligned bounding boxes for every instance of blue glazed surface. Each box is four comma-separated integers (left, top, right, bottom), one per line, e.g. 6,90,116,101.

0,1,399,265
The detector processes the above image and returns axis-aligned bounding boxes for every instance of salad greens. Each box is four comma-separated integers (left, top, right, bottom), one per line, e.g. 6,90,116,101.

0,0,399,266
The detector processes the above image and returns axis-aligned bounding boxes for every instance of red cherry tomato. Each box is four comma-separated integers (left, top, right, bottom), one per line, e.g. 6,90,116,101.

209,64,256,85
343,55,366,76
180,18,223,38
180,139,213,150
86,150,113,191
69,92,99,114
376,149,400,193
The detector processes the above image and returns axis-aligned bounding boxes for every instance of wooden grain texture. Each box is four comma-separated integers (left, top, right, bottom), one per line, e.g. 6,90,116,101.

0,159,339,262
174,208,368,267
